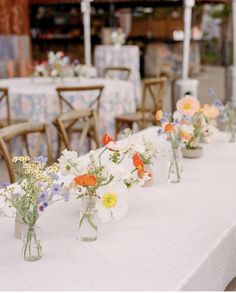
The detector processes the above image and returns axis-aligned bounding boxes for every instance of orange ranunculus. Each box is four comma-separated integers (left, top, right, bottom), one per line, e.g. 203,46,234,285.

164,123,174,132
155,110,163,121
202,104,219,119
133,153,144,177
180,131,192,142
74,174,97,186
102,134,113,146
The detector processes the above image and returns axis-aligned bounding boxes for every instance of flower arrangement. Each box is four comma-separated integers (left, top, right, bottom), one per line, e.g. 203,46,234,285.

73,61,97,78
176,95,219,148
213,100,236,142
58,133,150,241
176,95,202,150
111,29,126,46
0,156,69,261
156,109,194,182
33,51,72,79
156,95,220,174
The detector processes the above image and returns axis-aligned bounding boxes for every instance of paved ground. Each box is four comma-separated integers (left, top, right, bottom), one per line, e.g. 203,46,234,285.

0,65,227,183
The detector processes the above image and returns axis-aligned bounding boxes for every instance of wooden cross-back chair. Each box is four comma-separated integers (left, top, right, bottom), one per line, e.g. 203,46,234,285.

115,77,167,139
53,109,99,155
0,122,52,183
104,67,131,81
55,85,104,157
56,85,104,114
0,87,27,128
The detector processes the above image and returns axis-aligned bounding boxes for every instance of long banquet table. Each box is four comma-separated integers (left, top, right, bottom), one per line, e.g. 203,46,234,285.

1,126,236,290
0,77,136,153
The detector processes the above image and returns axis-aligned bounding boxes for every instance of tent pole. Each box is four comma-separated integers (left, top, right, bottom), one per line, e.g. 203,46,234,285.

81,0,92,66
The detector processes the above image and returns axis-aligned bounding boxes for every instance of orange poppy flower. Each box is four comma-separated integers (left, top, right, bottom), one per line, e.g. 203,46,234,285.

102,134,113,146
164,123,174,132
74,174,97,186
133,153,144,177
155,110,163,121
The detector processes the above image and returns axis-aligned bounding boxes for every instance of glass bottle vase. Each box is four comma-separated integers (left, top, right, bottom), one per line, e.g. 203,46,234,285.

22,224,42,262
227,124,236,143
79,196,98,242
168,147,182,183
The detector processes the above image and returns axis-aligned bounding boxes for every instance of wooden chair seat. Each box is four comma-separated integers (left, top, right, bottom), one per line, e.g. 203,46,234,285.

115,77,167,138
53,109,99,156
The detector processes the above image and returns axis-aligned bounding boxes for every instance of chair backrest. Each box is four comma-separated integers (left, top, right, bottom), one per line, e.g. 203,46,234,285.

104,67,131,81
56,85,104,114
54,109,99,154
141,77,167,119
0,87,11,127
0,122,52,183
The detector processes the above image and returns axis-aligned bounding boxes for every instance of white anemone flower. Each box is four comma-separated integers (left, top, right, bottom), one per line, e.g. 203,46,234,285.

96,182,129,223
58,149,79,176
126,135,145,153
104,162,130,181
201,125,219,143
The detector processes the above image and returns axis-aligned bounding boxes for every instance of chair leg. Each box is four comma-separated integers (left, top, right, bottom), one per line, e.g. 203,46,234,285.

115,119,122,140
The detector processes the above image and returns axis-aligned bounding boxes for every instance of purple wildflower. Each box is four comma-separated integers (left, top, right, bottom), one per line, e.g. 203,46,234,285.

160,118,168,125
38,191,48,203
0,181,10,189
63,193,70,202
49,173,59,181
157,128,163,136
35,156,48,164
208,88,214,96
51,183,63,195
43,202,48,208
39,206,44,212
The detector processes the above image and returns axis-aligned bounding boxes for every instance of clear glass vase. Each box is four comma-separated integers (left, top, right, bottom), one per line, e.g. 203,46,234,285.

79,196,98,242
22,224,42,262
227,124,236,143
15,213,27,240
142,165,153,187
168,147,182,183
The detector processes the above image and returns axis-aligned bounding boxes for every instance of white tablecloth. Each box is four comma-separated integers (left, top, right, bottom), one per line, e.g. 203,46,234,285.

0,77,136,153
1,127,236,290
94,45,142,104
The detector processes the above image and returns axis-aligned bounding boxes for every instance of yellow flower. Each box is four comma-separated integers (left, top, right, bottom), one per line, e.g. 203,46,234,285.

102,193,117,208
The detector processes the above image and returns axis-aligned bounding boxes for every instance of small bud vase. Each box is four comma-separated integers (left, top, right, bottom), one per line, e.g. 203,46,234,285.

22,224,42,262
142,165,153,187
227,124,236,143
181,146,203,159
168,147,182,183
15,213,26,240
79,196,98,242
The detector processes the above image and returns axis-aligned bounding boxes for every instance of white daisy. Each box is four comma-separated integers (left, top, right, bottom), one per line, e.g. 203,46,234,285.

96,182,129,223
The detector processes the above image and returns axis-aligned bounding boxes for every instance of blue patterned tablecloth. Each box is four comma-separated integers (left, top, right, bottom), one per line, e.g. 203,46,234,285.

0,77,136,156
94,45,142,105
